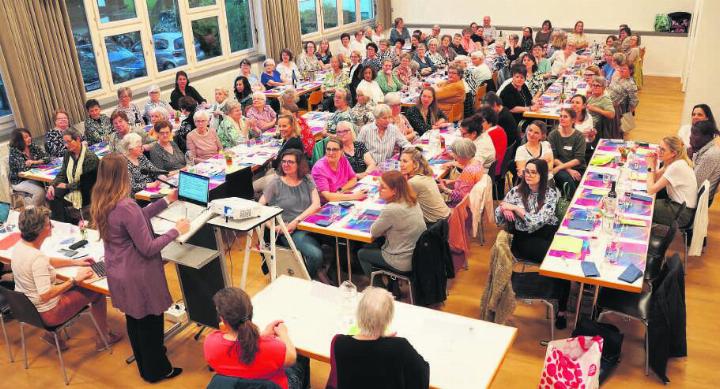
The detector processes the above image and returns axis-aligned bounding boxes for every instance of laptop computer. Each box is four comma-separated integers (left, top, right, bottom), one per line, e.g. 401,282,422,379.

156,172,215,242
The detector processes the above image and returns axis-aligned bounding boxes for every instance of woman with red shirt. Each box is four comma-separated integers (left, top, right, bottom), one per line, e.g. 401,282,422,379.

204,287,309,389
478,106,508,176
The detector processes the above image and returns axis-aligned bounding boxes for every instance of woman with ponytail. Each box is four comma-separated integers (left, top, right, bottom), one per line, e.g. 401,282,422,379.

204,287,309,389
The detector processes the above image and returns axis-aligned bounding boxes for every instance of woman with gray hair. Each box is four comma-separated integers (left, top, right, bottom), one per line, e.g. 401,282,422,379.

350,84,376,128
336,120,377,178
116,86,143,125
325,88,354,135
143,85,172,124
216,100,254,148
11,206,122,351
186,109,223,162
357,104,412,164
439,138,485,207
122,132,162,194
246,91,277,133
327,286,429,389
384,92,415,141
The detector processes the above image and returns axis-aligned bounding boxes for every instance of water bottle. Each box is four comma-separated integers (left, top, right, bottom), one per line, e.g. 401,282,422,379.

338,280,357,329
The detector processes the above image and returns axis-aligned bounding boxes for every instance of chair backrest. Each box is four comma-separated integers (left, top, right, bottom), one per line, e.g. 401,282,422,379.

206,374,282,389
310,137,329,166
473,84,488,111
308,90,323,106
655,221,679,262
498,140,518,177
651,253,684,293
0,286,47,329
446,102,465,123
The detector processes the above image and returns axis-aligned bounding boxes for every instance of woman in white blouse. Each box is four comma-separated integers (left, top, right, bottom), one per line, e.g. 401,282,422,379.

357,66,385,104
276,48,300,84
515,121,554,180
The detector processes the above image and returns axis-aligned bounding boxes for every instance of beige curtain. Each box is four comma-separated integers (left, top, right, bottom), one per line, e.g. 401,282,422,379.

0,0,86,137
261,0,302,60
376,0,392,31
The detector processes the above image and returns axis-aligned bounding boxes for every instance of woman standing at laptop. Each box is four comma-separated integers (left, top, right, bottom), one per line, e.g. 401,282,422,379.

90,153,190,383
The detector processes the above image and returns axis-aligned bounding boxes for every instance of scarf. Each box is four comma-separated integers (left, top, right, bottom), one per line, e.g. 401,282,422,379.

64,145,87,209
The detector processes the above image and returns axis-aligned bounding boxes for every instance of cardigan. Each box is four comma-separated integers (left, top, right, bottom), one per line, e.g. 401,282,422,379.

104,198,179,319
170,85,206,110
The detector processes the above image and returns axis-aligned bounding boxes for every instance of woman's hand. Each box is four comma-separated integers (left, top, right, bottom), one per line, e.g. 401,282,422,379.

645,152,657,168
74,257,94,267
147,181,161,189
286,220,299,234
568,168,582,181
262,320,284,337
165,189,178,204
174,219,190,235
25,160,35,167
74,268,94,282
273,322,289,338
502,209,516,221
46,185,55,200
350,190,368,201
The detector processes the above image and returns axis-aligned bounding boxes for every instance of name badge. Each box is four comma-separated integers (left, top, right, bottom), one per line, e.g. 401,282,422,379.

563,146,573,151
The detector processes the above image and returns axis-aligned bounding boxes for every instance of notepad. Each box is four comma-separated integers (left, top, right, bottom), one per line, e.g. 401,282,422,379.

620,218,646,227
590,155,614,166
591,188,609,196
618,264,643,283
631,193,653,202
568,219,595,231
549,235,584,254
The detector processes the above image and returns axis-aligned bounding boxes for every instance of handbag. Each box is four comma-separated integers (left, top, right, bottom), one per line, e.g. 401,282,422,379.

572,317,624,384
620,111,636,133
539,336,603,389
555,183,571,219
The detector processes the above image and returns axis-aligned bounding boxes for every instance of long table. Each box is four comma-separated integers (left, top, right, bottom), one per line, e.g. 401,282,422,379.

18,142,111,184
523,73,589,120
251,275,517,389
540,139,657,326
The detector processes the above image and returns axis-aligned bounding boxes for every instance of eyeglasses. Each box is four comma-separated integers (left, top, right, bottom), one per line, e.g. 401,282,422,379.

524,169,539,176
591,84,603,87
281,160,297,165
326,147,341,152
336,130,350,135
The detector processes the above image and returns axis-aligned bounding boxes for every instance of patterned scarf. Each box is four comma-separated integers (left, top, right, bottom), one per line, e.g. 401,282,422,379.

64,145,87,209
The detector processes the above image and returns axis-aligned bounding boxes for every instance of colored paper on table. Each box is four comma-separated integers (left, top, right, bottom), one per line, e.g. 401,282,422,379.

591,188,610,196
304,204,350,225
584,179,608,189
621,202,652,217
343,210,381,233
549,235,584,254
630,193,653,203
586,172,609,182
615,224,650,241
568,219,595,231
573,190,603,207
606,241,647,268
619,218,646,227
590,154,615,165
631,172,648,181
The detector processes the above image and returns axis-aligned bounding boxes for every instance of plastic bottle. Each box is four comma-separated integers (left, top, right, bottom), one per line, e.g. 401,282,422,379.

339,280,357,328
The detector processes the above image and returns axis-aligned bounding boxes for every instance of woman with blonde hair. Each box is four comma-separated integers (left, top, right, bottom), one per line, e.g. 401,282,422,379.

357,171,426,275
646,136,698,227
91,153,189,383
326,287,429,389
209,87,230,129
400,147,450,224
336,120,376,178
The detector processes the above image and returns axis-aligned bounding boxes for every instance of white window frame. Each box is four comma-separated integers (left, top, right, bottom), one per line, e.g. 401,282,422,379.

78,0,258,100
300,0,375,40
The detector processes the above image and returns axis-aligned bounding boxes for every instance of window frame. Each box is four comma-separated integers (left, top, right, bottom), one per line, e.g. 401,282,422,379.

76,0,258,100
300,0,375,40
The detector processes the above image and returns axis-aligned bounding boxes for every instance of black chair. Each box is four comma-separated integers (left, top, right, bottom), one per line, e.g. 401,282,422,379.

493,140,518,200
596,253,683,377
645,221,678,281
206,374,282,389
0,287,111,385
0,291,12,362
370,268,414,305
511,270,563,341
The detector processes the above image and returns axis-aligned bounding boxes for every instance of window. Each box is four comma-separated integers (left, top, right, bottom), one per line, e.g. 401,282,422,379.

147,0,187,71
189,0,216,7
225,0,253,52
300,0,374,37
68,0,101,92
359,0,374,20
97,0,137,23
0,72,11,117
192,17,222,61
105,32,148,84
69,0,257,97
322,0,338,30
343,0,356,24
299,0,318,35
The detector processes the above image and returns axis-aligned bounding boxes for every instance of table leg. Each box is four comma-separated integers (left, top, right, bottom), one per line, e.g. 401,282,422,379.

335,237,341,286
574,282,585,329
591,285,601,320
275,217,308,278
239,228,254,289
345,238,353,284
269,218,277,281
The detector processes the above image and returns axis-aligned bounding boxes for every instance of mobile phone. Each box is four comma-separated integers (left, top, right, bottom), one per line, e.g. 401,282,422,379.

581,261,600,277
338,202,354,208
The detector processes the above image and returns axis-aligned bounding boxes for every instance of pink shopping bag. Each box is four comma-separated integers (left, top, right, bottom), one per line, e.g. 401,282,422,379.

539,336,603,389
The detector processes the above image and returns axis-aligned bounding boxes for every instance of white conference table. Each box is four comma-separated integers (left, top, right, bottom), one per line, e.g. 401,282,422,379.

251,276,518,389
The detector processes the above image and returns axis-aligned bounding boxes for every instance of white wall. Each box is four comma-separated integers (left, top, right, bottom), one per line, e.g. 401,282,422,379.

680,0,720,124
391,0,694,77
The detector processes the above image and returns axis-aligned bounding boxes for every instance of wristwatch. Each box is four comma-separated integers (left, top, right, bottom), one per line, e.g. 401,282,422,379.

646,167,652,172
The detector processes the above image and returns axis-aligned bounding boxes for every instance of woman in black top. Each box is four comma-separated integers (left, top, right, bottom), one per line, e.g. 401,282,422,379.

271,114,304,170
336,121,376,178
232,75,253,109
327,287,429,389
499,65,539,124
316,39,333,65
405,87,448,136
170,71,206,110
9,128,50,205
175,96,198,153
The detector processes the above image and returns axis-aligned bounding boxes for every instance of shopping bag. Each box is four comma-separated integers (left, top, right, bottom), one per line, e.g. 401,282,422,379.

620,111,636,133
654,14,671,32
539,336,603,389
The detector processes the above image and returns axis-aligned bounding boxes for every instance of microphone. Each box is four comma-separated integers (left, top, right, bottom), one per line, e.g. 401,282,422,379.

140,168,177,188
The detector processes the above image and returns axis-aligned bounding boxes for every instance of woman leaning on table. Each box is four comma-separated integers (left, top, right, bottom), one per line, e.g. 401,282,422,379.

326,287,429,389
205,287,310,389
11,206,122,351
311,137,367,203
645,136,698,228
400,147,451,226
148,120,186,172
357,171,426,276
122,132,162,195
495,158,569,328
91,153,190,383
336,120,377,179
9,127,50,206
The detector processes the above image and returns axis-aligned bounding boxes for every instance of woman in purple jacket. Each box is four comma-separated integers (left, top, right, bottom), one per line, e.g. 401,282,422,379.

90,153,190,383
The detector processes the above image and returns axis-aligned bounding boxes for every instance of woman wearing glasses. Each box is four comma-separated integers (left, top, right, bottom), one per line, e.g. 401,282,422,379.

259,149,327,282
335,121,377,179
311,137,368,203
495,158,569,328
586,77,616,139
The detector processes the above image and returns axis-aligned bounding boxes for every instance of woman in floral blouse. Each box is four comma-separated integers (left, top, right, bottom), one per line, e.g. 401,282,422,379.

321,56,349,111
337,121,376,179
122,132,161,194
438,138,484,207
216,100,255,148
393,53,416,85
84,99,113,145
9,128,50,205
297,41,323,78
350,85,376,128
495,157,568,328
45,109,73,158
116,87,144,125
521,53,545,99
246,92,277,134
426,38,446,67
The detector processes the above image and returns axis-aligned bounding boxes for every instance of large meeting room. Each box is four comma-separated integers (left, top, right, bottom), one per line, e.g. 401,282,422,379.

0,0,717,387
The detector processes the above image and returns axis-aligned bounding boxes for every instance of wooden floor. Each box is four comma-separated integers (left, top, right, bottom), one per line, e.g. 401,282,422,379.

2,76,717,388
